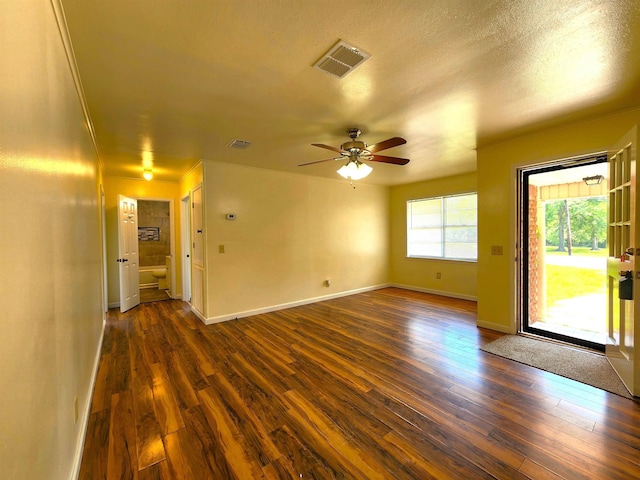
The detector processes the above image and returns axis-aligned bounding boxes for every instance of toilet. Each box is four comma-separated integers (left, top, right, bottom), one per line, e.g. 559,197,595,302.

151,268,167,290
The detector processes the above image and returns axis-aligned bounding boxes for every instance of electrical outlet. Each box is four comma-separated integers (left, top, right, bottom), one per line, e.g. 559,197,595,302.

218,244,225,253
491,245,503,255
73,396,79,424
324,279,331,287
436,272,441,279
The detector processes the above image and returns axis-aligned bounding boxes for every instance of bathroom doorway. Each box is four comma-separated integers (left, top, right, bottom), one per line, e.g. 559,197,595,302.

137,198,175,303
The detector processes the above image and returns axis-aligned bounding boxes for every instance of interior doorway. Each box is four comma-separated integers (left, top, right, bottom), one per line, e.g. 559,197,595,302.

520,155,608,351
136,198,175,304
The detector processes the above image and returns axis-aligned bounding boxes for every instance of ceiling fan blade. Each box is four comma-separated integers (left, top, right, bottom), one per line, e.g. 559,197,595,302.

311,143,345,154
367,137,407,153
369,154,410,165
298,157,341,166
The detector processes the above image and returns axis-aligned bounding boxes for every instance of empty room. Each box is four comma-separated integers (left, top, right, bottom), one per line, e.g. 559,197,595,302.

2,1,640,479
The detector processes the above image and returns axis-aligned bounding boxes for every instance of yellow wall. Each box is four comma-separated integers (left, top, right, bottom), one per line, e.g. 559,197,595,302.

0,1,104,478
103,176,182,306
389,172,478,299
477,107,640,332
202,162,389,320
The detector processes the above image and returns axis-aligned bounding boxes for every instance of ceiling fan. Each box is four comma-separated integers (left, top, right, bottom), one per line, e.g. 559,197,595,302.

299,128,409,180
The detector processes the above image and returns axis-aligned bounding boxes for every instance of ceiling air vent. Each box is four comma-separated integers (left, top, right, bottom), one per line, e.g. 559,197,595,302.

226,139,252,149
313,40,370,79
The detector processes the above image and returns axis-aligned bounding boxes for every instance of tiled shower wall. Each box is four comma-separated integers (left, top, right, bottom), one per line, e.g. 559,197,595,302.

138,200,170,266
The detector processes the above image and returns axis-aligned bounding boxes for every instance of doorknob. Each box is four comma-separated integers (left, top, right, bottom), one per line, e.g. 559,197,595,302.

625,247,637,256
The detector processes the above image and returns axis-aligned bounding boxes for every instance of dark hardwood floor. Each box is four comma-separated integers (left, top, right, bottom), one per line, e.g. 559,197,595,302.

79,287,640,479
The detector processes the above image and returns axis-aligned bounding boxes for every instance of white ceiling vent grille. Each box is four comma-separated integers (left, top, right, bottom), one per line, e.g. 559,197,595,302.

313,40,370,79
226,139,252,149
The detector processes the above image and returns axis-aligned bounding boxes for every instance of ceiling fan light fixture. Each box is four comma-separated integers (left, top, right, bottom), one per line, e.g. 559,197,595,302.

337,160,372,180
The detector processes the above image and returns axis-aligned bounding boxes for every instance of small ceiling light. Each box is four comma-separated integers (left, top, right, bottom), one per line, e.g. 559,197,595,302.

337,159,372,180
583,175,603,185
143,169,153,181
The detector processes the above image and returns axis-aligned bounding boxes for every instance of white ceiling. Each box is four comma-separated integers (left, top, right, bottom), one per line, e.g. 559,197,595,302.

60,0,640,185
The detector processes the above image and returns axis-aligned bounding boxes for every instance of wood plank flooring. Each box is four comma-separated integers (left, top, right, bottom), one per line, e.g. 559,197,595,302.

79,287,640,479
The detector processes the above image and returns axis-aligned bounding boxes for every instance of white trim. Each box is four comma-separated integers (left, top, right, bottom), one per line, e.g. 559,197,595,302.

477,319,516,334
179,160,203,185
180,194,192,303
390,283,477,302
50,0,102,171
200,284,390,325
101,185,108,315
191,306,207,323
71,318,106,480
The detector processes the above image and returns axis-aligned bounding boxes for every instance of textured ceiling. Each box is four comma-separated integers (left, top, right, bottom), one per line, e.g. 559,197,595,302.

61,0,640,185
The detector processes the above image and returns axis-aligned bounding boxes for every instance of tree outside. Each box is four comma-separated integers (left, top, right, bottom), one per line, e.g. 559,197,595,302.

545,196,607,252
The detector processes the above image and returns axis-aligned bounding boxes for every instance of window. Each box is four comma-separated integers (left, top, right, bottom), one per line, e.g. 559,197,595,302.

407,193,477,260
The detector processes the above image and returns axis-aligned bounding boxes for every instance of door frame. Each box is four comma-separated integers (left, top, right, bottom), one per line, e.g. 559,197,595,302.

101,184,108,315
516,153,608,350
135,196,176,298
181,194,192,303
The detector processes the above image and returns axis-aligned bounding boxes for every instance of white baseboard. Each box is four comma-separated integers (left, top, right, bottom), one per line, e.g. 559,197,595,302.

476,319,516,334
191,306,207,323
71,317,106,480
201,284,390,325
390,283,477,302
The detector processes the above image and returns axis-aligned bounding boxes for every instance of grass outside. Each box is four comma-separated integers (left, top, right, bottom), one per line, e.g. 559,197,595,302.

545,246,607,257
545,264,606,307
544,246,607,308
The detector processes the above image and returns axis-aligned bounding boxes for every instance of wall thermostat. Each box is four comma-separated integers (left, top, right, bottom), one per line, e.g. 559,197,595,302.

225,213,236,220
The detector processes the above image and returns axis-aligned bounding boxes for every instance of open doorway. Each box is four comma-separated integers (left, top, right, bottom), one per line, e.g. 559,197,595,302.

520,155,608,351
137,198,175,304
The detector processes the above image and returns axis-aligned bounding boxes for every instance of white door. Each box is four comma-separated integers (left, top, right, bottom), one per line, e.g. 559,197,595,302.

606,126,638,396
191,185,204,315
117,194,140,313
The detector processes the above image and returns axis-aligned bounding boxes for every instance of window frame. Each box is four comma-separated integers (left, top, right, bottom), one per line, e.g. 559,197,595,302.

406,192,478,262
